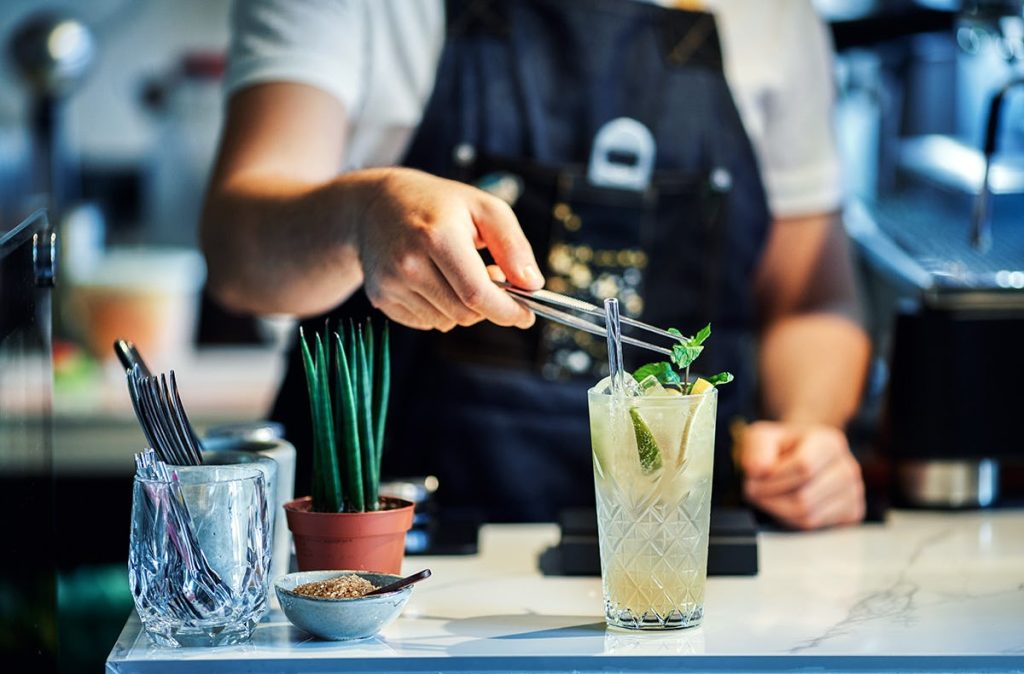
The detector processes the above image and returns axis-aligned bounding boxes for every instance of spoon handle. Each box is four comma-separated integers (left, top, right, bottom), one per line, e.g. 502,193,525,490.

364,569,431,596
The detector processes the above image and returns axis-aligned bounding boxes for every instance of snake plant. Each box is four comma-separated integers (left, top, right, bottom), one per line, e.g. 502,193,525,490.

299,320,390,513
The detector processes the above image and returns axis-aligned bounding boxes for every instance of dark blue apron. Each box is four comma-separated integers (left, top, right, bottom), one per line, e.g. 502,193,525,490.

272,0,771,521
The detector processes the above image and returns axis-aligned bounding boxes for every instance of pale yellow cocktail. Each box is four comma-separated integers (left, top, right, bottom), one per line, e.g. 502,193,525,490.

589,383,717,630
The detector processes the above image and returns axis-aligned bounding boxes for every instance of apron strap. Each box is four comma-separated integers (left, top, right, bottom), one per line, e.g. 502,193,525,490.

447,0,540,163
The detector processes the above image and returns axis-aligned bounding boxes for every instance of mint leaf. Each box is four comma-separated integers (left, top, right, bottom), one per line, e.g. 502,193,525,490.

671,343,703,369
633,362,681,385
667,328,683,339
692,323,711,346
707,371,734,386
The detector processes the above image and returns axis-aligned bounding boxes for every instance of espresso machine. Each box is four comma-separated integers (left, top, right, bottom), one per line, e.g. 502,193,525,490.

849,0,1024,508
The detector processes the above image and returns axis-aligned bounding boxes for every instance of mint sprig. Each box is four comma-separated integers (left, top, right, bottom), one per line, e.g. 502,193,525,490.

632,323,732,392
667,324,709,369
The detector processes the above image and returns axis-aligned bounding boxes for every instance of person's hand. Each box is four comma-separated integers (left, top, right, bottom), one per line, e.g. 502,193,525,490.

738,421,865,530
355,167,543,331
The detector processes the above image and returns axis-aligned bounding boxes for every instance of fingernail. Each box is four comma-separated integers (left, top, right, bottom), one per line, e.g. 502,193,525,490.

520,265,543,289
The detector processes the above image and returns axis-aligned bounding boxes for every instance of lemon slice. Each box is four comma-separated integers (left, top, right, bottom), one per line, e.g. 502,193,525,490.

689,377,714,395
678,384,715,468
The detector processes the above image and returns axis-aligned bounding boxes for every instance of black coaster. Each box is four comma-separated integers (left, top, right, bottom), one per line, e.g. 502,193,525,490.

405,508,482,556
540,507,759,577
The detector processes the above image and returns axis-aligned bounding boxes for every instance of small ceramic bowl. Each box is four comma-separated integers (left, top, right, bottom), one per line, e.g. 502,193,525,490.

275,570,412,641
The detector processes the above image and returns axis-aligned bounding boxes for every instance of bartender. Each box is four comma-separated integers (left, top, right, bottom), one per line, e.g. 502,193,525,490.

201,0,871,529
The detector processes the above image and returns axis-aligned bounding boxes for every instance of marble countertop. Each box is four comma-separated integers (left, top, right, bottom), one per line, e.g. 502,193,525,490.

107,510,1024,673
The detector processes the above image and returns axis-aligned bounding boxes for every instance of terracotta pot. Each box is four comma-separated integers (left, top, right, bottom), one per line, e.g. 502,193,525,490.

283,496,414,573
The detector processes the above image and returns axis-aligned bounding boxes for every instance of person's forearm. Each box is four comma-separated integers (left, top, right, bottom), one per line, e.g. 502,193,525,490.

746,212,870,528
200,169,387,317
758,313,870,427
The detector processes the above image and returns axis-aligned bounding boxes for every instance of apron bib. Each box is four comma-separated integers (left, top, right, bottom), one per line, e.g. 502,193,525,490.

273,0,771,521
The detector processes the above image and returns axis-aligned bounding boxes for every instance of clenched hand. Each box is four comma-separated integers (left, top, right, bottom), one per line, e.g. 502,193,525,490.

738,421,865,530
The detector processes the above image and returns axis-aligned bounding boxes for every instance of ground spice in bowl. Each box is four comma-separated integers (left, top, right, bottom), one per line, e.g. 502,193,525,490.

292,574,379,599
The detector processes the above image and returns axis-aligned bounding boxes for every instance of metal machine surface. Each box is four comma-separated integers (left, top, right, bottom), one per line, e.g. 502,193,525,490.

847,0,1024,507
0,210,58,666
850,187,1023,506
848,121,1024,508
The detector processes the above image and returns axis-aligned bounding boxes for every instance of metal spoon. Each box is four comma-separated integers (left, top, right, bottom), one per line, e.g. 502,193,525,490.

363,569,431,597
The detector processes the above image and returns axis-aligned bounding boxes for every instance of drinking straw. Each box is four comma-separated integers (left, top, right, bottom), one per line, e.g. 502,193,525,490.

604,298,625,395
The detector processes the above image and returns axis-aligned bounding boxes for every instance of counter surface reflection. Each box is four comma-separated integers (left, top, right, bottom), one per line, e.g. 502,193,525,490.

107,510,1024,673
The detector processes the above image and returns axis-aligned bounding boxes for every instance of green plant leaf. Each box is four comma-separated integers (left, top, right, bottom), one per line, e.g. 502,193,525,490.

346,321,358,387
300,319,392,514
632,362,681,385
314,332,342,512
355,326,378,511
707,371,734,386
299,329,326,511
333,331,364,511
365,317,374,401
372,322,390,469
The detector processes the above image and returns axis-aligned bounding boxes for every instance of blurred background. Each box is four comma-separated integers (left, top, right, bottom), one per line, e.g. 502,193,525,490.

1,0,1023,670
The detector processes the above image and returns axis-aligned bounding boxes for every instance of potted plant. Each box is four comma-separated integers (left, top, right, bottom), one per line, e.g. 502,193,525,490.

283,320,414,573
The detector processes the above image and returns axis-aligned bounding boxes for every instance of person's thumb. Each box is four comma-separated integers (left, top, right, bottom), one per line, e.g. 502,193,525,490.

739,422,786,478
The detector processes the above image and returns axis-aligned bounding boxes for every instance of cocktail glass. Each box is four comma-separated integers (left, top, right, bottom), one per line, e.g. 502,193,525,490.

589,384,717,630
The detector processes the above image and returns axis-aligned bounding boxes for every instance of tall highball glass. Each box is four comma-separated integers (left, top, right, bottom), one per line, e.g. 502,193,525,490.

589,386,717,630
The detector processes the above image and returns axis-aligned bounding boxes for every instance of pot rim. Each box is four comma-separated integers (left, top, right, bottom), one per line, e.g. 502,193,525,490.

283,495,414,516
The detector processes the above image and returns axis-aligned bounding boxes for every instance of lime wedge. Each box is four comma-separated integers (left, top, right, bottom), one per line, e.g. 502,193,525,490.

629,407,663,474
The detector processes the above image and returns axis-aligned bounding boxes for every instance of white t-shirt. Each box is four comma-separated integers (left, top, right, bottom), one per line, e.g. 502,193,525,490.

225,0,842,218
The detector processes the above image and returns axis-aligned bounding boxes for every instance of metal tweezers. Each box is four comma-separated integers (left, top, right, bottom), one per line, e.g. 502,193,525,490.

498,283,676,356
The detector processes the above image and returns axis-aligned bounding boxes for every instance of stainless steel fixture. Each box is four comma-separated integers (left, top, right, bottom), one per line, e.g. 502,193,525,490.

7,12,95,212
896,459,1000,507
844,4,1024,508
970,77,1024,251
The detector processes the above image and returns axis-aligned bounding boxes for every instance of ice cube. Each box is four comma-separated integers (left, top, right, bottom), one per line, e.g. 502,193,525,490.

594,374,642,396
638,374,667,396
638,375,683,396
